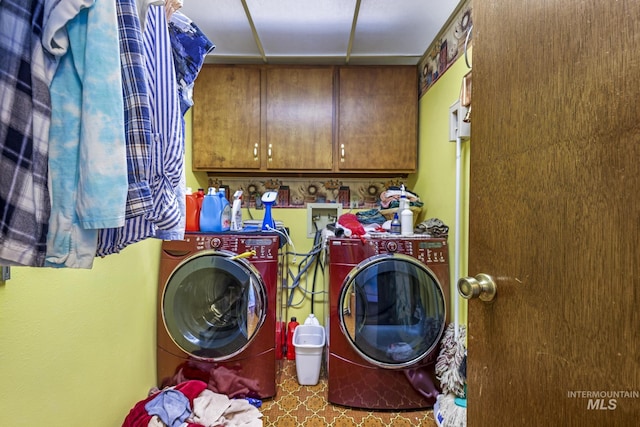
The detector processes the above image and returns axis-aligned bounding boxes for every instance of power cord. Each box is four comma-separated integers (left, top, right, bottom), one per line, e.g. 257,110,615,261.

282,221,326,310
265,219,327,311
264,224,296,263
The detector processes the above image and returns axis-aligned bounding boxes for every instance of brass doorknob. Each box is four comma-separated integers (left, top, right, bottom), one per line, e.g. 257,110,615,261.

458,273,497,302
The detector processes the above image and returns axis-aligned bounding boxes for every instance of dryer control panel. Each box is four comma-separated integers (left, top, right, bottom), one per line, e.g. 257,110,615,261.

369,237,448,265
413,239,448,264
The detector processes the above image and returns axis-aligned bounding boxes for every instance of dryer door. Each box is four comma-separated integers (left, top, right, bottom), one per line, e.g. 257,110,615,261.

162,250,266,360
338,253,446,368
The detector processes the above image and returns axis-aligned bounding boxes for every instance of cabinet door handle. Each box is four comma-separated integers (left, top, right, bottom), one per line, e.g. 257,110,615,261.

268,143,273,161
340,144,345,162
253,143,259,161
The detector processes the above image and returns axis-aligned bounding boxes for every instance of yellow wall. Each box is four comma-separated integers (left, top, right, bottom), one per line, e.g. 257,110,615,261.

411,54,471,325
0,55,470,425
0,240,160,425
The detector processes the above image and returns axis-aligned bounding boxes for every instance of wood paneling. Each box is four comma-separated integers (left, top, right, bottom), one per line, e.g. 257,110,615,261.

469,0,640,425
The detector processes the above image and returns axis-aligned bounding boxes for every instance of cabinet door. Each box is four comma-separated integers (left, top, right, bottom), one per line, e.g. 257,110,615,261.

338,67,418,172
192,66,262,170
265,67,334,171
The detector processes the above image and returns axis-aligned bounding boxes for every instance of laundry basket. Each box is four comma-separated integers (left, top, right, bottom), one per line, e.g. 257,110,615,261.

293,322,325,386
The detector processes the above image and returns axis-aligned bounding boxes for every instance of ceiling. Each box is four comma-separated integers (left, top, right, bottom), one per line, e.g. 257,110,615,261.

178,0,462,65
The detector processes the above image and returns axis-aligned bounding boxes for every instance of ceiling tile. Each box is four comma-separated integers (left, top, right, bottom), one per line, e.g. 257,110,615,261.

179,0,261,59
247,0,357,57
351,0,459,57
177,0,463,64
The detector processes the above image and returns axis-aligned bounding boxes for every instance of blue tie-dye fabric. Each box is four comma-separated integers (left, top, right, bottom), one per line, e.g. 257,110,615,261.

46,0,128,268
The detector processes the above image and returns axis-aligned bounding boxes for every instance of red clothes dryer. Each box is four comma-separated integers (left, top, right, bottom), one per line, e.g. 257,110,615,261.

326,236,450,410
157,232,282,399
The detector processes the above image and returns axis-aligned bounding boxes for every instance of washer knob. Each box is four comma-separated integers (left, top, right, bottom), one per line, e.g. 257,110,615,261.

386,241,398,252
209,237,222,249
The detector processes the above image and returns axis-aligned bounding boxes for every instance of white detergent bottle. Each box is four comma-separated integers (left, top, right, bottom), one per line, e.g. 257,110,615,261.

400,185,413,236
304,313,320,326
231,190,243,231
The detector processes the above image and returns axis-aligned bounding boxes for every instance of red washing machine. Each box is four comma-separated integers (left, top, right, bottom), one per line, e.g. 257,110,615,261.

157,232,282,399
326,236,450,410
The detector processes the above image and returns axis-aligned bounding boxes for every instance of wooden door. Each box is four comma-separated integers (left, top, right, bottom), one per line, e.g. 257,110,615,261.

192,65,262,170
338,66,417,172
467,1,640,426
265,67,334,171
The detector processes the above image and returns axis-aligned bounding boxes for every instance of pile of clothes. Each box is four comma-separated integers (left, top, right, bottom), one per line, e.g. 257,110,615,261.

323,185,450,239
415,218,449,237
378,186,423,210
122,380,262,427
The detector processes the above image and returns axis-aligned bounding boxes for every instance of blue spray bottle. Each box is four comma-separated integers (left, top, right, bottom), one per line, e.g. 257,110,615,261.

261,191,278,230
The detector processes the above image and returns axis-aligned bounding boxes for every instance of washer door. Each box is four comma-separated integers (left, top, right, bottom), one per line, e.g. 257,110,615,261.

162,250,266,360
338,253,446,368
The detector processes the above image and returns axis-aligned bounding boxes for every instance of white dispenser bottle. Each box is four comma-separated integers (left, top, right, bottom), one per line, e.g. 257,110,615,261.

400,185,413,236
231,190,243,231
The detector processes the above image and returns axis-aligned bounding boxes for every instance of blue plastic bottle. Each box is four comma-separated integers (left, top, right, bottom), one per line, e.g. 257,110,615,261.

200,187,222,232
219,188,231,232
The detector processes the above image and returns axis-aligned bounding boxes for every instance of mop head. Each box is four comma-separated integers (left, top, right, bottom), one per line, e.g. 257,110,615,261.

434,393,467,427
435,323,467,397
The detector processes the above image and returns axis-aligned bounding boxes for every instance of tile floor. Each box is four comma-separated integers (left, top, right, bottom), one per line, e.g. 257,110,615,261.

260,360,438,426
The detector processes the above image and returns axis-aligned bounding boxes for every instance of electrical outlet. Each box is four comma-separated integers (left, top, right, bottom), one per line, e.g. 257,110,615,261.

307,203,342,238
1,266,10,281
449,100,471,141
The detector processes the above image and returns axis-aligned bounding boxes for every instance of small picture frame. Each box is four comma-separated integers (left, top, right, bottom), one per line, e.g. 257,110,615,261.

460,70,472,107
278,186,290,207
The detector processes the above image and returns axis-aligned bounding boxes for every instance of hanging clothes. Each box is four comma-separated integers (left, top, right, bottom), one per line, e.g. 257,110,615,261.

168,11,216,116
45,0,128,269
142,4,185,241
164,0,184,21
96,0,156,257
156,8,215,242
0,0,53,267
113,0,155,219
99,4,214,256
136,0,164,32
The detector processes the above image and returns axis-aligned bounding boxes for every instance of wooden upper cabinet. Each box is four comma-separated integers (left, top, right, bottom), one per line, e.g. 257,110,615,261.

337,66,418,173
192,65,262,171
265,67,334,171
191,64,418,175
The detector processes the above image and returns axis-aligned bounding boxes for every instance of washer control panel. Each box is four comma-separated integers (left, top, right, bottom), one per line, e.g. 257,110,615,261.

190,234,279,260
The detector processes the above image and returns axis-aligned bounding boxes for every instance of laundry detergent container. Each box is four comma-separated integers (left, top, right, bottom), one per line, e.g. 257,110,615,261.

293,323,325,385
